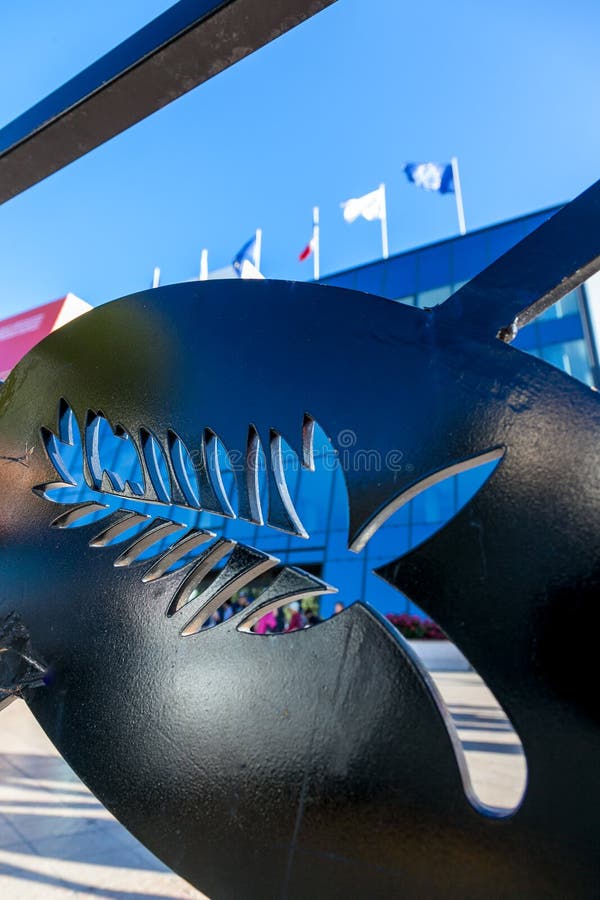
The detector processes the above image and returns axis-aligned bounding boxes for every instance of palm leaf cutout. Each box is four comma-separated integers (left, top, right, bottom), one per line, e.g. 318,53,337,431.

34,399,336,635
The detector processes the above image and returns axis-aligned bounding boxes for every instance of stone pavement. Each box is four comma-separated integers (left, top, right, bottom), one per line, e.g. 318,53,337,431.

0,671,525,899
0,700,207,900
432,671,526,811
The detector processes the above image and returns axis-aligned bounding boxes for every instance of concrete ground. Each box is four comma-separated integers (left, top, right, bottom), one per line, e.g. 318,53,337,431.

0,672,525,899
432,671,526,811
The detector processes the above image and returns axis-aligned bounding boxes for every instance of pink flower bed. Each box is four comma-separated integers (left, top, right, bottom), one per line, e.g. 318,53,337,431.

385,613,446,641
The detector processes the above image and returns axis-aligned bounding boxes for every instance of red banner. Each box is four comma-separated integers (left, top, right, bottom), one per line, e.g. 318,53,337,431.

0,294,90,380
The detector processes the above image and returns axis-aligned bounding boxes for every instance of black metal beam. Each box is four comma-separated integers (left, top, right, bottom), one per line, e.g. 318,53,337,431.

438,178,600,341
0,0,336,206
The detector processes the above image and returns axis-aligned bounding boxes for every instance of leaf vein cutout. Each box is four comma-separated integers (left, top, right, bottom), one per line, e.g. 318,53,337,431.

33,401,336,635
33,400,503,638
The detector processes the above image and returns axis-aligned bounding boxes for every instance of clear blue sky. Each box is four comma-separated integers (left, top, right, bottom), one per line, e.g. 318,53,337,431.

0,0,599,316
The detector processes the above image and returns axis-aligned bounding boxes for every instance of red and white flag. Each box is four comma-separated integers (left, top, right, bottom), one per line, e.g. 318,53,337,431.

298,207,320,279
298,238,314,262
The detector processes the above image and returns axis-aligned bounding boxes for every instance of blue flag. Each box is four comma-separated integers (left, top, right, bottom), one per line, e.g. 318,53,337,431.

233,235,259,277
403,162,454,194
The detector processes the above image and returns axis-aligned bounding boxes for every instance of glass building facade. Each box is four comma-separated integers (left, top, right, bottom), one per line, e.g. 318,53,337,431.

322,205,599,388
248,205,598,619
260,205,599,618
45,206,600,625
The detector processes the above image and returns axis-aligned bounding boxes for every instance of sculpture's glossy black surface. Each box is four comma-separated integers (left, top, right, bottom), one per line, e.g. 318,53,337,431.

3,0,598,894
0,180,599,897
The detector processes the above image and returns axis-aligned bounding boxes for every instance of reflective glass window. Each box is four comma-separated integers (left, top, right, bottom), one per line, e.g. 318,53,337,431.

322,272,357,290
512,322,538,351
410,522,443,549
451,231,492,284
322,557,366,604
291,529,327,547
355,262,387,295
488,220,532,263
379,492,410,526
541,339,593,386
410,480,455,525
221,515,257,544
541,342,572,373
363,575,409,615
537,314,583,347
537,290,579,321
456,459,499,507
325,528,349,558
327,467,349,531
259,531,291,552
295,462,335,536
286,548,326,565
416,243,451,293
197,510,226,533
283,463,300,508
393,294,417,307
381,253,418,300
364,524,410,564
416,285,452,308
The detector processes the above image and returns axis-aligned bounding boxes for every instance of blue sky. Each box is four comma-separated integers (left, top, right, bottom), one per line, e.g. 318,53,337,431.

0,0,599,316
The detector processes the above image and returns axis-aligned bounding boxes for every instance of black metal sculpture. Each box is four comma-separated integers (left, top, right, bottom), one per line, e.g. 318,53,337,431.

0,0,337,204
0,178,599,898
1,0,599,895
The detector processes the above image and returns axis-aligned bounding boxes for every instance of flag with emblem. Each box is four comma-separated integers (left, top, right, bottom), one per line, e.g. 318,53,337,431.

402,162,455,194
402,158,466,235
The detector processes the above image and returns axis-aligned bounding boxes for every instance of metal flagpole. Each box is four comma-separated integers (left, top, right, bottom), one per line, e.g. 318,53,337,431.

313,206,320,281
152,267,160,288
200,249,208,280
451,157,466,235
379,183,389,259
255,228,263,272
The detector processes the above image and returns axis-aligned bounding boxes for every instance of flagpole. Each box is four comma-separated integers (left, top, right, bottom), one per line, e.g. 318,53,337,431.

313,206,320,281
451,157,466,235
380,183,389,259
255,228,263,272
152,266,160,288
199,248,208,281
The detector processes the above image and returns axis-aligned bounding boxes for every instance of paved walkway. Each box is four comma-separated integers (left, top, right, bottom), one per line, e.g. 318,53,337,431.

432,671,526,811
0,672,525,899
0,701,206,900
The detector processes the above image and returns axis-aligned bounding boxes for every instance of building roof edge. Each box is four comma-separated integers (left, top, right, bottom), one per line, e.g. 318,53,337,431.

320,204,563,282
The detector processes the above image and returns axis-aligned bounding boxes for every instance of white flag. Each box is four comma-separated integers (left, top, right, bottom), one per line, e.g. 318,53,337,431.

341,187,384,223
238,259,264,279
233,232,263,278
